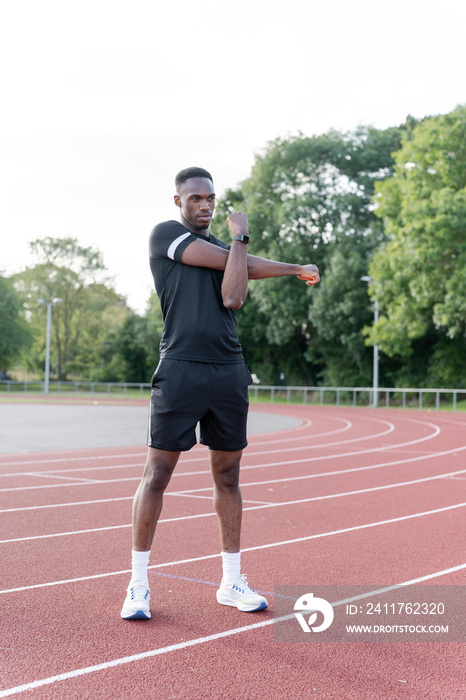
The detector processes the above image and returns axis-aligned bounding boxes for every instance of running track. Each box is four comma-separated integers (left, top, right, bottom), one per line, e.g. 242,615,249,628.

0,404,465,699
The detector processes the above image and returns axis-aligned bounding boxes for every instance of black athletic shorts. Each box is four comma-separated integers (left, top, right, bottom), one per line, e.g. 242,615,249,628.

147,358,252,452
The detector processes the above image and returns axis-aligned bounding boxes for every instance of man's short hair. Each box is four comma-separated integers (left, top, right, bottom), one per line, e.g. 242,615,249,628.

175,167,213,193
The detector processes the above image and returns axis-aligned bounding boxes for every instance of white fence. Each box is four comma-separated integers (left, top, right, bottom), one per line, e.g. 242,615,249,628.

1,380,465,411
249,385,466,411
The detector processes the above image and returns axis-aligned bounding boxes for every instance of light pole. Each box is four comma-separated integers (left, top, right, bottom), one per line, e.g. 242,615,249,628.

37,298,62,394
361,276,379,407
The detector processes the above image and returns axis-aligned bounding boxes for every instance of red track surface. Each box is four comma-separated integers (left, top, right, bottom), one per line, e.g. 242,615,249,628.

1,404,465,699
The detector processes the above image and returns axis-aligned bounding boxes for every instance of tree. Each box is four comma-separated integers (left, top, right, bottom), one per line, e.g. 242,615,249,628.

214,125,404,384
144,291,164,373
366,105,466,386
307,242,375,385
63,286,129,380
14,237,125,380
85,292,164,383
0,274,32,374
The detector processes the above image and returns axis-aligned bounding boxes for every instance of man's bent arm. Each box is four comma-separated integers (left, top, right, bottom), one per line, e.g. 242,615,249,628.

221,212,249,309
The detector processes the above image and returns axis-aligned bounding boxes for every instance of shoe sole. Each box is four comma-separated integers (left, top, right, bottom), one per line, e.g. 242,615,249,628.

121,609,151,620
216,591,267,612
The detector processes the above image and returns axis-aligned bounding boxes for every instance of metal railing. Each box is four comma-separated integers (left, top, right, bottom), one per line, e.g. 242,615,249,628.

248,385,466,411
1,380,465,410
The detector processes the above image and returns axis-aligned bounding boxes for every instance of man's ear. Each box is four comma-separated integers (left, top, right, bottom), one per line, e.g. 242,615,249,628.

174,194,181,208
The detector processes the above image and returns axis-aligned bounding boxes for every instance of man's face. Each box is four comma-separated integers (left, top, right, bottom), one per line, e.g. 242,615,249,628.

174,177,216,234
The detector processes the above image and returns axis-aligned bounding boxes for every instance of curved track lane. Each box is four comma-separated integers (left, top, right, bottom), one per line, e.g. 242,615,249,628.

0,405,465,699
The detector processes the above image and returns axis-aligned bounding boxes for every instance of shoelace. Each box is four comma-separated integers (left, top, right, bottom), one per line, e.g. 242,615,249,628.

130,586,149,601
232,574,254,594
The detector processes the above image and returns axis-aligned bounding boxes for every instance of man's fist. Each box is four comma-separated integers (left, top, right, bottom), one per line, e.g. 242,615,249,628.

226,212,249,237
297,264,320,287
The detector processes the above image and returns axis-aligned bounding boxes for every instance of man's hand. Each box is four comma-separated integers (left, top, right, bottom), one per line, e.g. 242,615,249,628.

226,212,249,237
297,264,320,287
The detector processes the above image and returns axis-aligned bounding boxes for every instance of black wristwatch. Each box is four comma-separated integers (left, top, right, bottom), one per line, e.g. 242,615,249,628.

233,234,250,244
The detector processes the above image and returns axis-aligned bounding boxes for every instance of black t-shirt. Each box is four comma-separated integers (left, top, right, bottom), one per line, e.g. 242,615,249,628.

149,220,243,363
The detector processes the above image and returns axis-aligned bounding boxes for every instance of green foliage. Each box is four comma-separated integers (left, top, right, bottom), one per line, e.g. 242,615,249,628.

112,314,151,383
308,243,374,385
215,124,404,385
144,291,164,372
68,296,129,381
367,105,466,386
70,292,163,383
14,237,124,380
11,236,162,384
0,274,33,372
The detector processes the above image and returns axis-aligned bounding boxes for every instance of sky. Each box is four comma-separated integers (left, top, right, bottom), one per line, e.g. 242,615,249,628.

1,0,465,313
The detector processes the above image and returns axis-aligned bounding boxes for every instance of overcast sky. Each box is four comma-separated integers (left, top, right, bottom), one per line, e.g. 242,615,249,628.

1,0,464,313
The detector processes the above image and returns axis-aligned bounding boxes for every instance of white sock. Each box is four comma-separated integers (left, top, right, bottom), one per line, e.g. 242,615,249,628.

130,549,151,586
221,551,241,584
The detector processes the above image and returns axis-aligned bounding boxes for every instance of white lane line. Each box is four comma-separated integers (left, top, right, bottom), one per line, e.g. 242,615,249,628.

0,415,312,469
171,467,466,501
168,493,275,505
0,419,445,491
0,413,442,478
27,473,103,484
250,417,351,445
0,497,133,514
0,420,451,494
237,420,395,458
1,410,463,471
1,459,465,519
0,477,135,493
0,524,132,543
0,419,385,479
163,446,466,495
0,562,464,698
243,500,277,505
2,467,464,543
0,462,144,478
0,452,148,468
1,502,464,592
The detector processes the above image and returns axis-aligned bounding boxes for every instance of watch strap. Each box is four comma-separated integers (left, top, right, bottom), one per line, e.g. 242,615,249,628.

233,234,250,244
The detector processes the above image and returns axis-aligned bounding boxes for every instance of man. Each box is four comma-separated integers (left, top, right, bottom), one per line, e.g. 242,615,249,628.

121,167,319,620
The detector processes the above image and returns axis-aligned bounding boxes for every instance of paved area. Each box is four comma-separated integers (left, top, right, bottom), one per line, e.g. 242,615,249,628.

0,403,301,453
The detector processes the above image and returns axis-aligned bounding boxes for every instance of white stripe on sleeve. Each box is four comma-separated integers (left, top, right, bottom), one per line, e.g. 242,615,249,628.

167,232,192,260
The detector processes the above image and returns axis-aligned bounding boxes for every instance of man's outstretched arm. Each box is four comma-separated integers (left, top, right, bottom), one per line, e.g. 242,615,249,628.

180,215,320,303
181,239,320,285
245,254,319,286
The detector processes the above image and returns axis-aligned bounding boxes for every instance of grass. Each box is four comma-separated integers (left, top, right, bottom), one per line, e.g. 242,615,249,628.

0,389,151,404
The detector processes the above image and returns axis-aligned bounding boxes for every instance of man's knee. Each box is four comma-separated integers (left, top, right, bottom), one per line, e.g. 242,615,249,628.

210,451,242,490
141,449,179,492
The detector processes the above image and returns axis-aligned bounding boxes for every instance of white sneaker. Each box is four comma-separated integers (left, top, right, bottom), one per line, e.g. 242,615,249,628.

121,583,151,620
216,574,268,612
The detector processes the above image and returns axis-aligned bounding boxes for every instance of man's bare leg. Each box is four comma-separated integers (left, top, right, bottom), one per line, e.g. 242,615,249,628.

210,448,268,611
209,449,242,552
132,447,180,551
121,447,180,620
